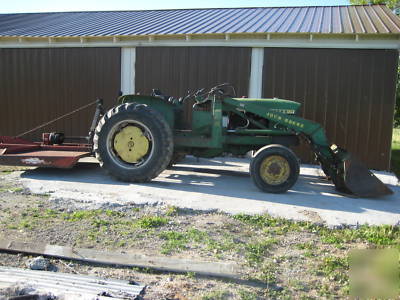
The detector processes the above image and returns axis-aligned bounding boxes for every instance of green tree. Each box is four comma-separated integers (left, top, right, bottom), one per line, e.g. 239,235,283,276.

349,0,399,10
395,66,400,127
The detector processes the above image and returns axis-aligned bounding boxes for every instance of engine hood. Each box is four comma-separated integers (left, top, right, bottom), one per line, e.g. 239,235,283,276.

231,97,301,114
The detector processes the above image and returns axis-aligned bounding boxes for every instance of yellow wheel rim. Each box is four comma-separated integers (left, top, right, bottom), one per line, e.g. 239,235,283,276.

113,126,149,163
260,155,290,185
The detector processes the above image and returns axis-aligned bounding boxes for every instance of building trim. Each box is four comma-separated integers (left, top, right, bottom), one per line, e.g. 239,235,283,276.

248,48,264,98
120,47,136,95
0,34,399,49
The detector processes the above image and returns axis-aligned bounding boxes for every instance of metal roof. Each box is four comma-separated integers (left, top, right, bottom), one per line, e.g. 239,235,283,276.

0,5,399,38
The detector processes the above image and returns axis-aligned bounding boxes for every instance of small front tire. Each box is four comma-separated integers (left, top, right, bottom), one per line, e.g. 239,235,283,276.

250,144,300,193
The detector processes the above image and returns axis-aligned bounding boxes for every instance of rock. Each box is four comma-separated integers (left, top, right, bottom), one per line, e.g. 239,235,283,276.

26,256,50,270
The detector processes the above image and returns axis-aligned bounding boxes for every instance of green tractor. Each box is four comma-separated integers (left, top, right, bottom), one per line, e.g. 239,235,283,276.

93,83,392,197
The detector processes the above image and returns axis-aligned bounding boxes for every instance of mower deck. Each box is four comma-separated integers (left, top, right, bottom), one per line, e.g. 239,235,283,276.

0,136,92,168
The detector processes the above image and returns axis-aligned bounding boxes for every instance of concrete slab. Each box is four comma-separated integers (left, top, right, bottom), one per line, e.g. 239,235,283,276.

11,156,400,227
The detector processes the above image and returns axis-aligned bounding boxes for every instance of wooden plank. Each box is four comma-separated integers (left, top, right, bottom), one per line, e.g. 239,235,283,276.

0,240,241,278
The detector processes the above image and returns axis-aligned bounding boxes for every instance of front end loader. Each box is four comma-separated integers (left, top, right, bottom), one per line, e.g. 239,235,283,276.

0,83,393,197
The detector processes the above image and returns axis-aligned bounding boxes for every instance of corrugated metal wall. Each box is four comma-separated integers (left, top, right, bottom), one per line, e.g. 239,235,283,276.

135,46,251,127
1,46,396,170
136,46,251,95
0,48,121,140
262,48,398,170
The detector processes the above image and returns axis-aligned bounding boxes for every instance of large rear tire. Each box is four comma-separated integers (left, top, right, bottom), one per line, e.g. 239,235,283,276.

94,103,173,182
250,144,300,193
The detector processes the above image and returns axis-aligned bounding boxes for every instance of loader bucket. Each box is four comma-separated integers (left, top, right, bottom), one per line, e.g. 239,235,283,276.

337,154,393,198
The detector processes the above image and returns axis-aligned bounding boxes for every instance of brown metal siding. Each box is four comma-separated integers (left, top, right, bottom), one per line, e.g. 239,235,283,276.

136,47,251,96
0,48,121,140
262,47,398,170
135,46,251,126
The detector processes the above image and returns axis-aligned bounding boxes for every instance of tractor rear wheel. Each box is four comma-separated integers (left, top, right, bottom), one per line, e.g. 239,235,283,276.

250,145,299,193
94,103,173,182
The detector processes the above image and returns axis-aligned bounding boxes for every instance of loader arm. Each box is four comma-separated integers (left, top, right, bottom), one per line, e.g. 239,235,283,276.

223,97,330,149
223,97,393,197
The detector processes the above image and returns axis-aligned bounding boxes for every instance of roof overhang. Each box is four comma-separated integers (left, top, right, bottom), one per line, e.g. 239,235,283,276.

0,32,399,49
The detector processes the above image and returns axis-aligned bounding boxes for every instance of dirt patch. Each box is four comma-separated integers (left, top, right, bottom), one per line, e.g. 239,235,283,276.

299,210,324,224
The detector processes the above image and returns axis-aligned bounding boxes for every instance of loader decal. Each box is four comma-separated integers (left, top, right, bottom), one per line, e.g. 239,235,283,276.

266,113,305,128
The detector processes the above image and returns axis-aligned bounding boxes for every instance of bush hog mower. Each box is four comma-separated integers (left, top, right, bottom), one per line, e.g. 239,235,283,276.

0,83,393,197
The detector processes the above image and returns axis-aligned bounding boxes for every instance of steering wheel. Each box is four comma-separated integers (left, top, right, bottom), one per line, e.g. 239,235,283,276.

193,83,236,105
193,88,210,104
209,83,236,97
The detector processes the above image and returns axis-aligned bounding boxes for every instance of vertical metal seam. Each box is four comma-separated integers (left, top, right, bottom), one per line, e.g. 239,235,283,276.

131,47,136,94
120,47,136,95
249,48,264,98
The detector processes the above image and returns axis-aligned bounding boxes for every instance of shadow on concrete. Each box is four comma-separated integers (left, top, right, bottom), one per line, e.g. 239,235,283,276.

19,159,400,216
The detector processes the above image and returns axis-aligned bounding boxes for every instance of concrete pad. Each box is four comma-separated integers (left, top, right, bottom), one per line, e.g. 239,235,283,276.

11,156,400,227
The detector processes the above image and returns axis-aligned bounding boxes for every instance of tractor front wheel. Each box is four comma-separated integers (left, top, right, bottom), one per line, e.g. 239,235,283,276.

250,145,299,193
94,103,173,182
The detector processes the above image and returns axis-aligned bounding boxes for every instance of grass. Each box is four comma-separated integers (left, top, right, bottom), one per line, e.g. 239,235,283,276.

245,238,278,266
136,215,169,228
295,242,314,250
233,214,400,248
391,127,400,177
0,186,24,193
318,225,400,248
159,227,237,255
159,231,188,254
201,290,231,300
317,256,349,287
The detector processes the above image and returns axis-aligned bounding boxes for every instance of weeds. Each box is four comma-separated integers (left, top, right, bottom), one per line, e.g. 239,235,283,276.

235,213,400,248
165,205,180,216
238,290,257,300
233,213,317,234
3,204,397,299
136,216,169,229
318,256,349,286
63,210,101,221
0,186,23,193
257,262,278,284
201,290,230,300
245,238,278,266
159,231,188,254
295,242,314,250
318,225,400,247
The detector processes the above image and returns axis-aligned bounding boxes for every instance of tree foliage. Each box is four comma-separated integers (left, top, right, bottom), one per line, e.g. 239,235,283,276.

349,0,399,9
395,66,400,127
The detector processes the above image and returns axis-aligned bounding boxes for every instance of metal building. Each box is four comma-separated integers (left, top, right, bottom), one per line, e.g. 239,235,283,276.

0,4,399,169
